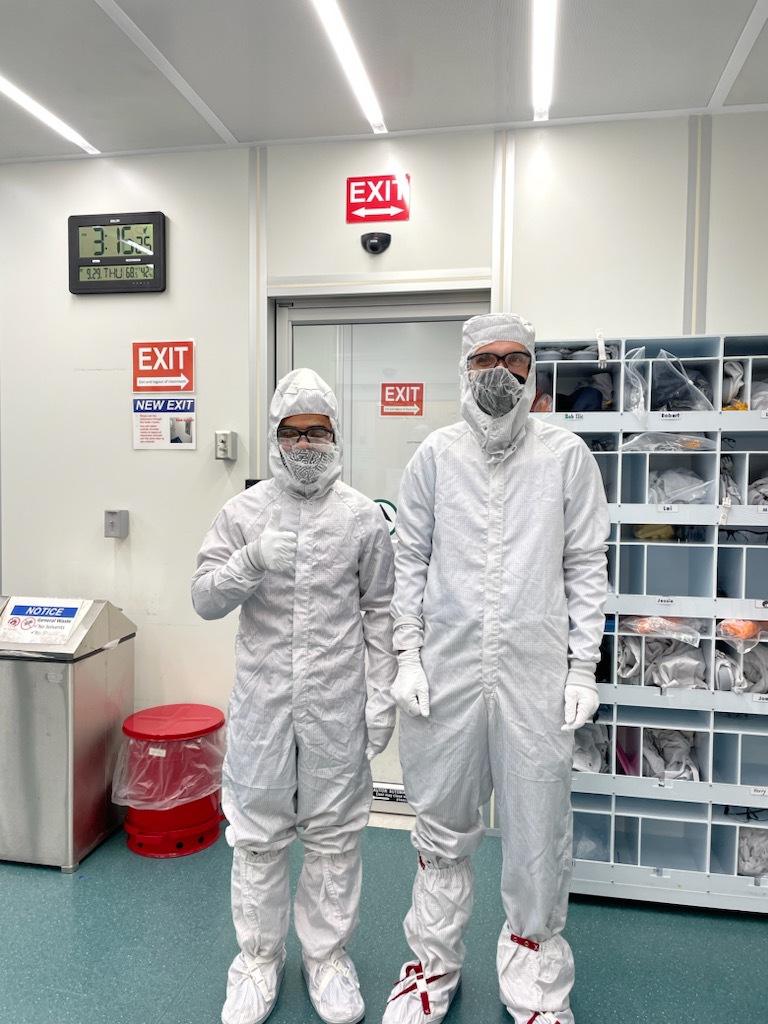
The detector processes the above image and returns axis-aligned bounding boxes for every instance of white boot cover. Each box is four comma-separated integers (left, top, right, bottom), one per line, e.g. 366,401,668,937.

302,949,365,1024
224,846,291,1024
295,850,362,960
222,950,286,1024
404,855,474,974
497,929,575,1024
382,961,461,1024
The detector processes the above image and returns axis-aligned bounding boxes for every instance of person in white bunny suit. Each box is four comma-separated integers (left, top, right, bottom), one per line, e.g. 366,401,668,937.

193,368,397,1024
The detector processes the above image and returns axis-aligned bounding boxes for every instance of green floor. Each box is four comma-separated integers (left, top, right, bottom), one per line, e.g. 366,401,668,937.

0,824,765,1024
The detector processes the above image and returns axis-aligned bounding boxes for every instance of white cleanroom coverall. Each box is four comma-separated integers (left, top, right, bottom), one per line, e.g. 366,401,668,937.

386,315,609,1024
192,369,397,1024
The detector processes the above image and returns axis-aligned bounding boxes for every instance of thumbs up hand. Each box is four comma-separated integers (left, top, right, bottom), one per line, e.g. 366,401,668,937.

245,505,298,572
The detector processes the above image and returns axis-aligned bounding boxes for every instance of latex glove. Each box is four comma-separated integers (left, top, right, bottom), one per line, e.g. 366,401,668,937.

245,506,297,572
365,725,393,761
562,661,599,732
392,649,430,718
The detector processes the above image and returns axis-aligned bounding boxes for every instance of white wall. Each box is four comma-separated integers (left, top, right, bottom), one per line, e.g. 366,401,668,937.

266,132,495,283
511,119,690,339
707,113,768,333
1,113,767,715
0,149,251,713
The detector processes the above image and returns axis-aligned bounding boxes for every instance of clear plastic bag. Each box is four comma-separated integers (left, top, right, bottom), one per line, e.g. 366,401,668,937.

111,728,226,810
620,615,705,647
621,432,716,452
623,346,647,412
716,619,768,653
651,350,714,412
648,467,714,504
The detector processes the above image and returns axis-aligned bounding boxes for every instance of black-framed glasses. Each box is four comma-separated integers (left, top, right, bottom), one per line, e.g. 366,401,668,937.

276,425,334,444
467,350,531,372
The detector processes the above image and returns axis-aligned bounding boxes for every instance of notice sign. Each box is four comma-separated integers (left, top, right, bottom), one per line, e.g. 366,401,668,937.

0,598,91,645
133,340,194,392
380,382,424,417
133,397,197,449
346,174,410,223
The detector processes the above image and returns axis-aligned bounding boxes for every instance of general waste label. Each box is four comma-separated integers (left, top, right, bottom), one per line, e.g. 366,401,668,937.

380,382,424,416
346,174,410,222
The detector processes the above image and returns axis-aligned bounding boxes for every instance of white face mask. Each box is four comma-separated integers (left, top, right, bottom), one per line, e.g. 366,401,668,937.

469,366,526,417
280,446,337,484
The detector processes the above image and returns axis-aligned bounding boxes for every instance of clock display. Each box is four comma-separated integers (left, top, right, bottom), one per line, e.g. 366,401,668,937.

68,212,166,294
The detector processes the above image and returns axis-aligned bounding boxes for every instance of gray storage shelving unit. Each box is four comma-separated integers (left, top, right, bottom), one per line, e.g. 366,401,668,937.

534,334,768,913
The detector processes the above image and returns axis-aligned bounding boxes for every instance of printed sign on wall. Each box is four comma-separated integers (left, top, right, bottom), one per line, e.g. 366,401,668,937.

133,340,195,392
380,382,424,416
347,174,411,223
133,397,197,449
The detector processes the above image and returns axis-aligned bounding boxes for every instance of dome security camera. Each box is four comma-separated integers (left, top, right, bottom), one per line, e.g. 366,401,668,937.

361,232,391,255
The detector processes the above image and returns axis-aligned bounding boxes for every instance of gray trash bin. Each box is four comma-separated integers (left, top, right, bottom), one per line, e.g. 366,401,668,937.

0,596,136,871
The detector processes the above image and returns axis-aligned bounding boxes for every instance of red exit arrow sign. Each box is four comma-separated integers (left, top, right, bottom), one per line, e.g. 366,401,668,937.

347,174,410,223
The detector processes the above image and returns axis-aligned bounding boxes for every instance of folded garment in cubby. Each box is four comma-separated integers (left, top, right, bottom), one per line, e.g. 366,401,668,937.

736,645,768,694
719,455,742,504
648,467,713,504
751,381,768,411
573,722,611,773
738,827,768,877
722,361,745,407
617,635,706,691
713,649,744,691
642,729,700,782
748,474,768,505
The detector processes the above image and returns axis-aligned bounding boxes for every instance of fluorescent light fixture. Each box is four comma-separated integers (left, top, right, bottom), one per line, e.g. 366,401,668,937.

310,0,387,134
531,0,558,122
0,72,100,154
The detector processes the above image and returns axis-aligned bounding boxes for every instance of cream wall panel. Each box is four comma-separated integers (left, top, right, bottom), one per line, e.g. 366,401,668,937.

266,132,495,280
707,113,768,333
511,120,689,340
0,149,251,714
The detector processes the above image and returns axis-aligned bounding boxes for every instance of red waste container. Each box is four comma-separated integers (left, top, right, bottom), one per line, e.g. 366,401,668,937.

112,703,226,858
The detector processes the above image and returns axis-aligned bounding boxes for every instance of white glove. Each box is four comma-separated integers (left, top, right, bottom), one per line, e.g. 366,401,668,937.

365,725,393,761
561,661,599,732
392,649,430,718
245,505,297,572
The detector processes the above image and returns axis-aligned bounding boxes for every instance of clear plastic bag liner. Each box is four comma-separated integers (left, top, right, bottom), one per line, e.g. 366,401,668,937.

623,347,646,412
621,432,716,452
112,727,226,810
716,619,768,653
651,350,714,411
620,615,705,646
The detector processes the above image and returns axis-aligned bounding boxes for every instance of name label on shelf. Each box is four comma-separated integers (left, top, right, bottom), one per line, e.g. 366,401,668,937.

657,503,678,513
757,506,768,515
657,597,675,605
564,413,584,421
754,600,768,611
762,411,768,419
753,695,768,705
660,412,681,420
751,786,768,797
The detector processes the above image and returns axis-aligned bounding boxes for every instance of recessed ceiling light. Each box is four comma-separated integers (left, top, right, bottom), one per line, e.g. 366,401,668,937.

310,0,388,134
532,0,558,122
0,71,99,154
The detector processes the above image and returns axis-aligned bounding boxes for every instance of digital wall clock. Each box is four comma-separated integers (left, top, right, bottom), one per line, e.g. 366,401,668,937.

68,211,166,294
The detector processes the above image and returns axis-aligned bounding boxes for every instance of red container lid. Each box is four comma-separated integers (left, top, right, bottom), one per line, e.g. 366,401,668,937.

122,703,225,741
